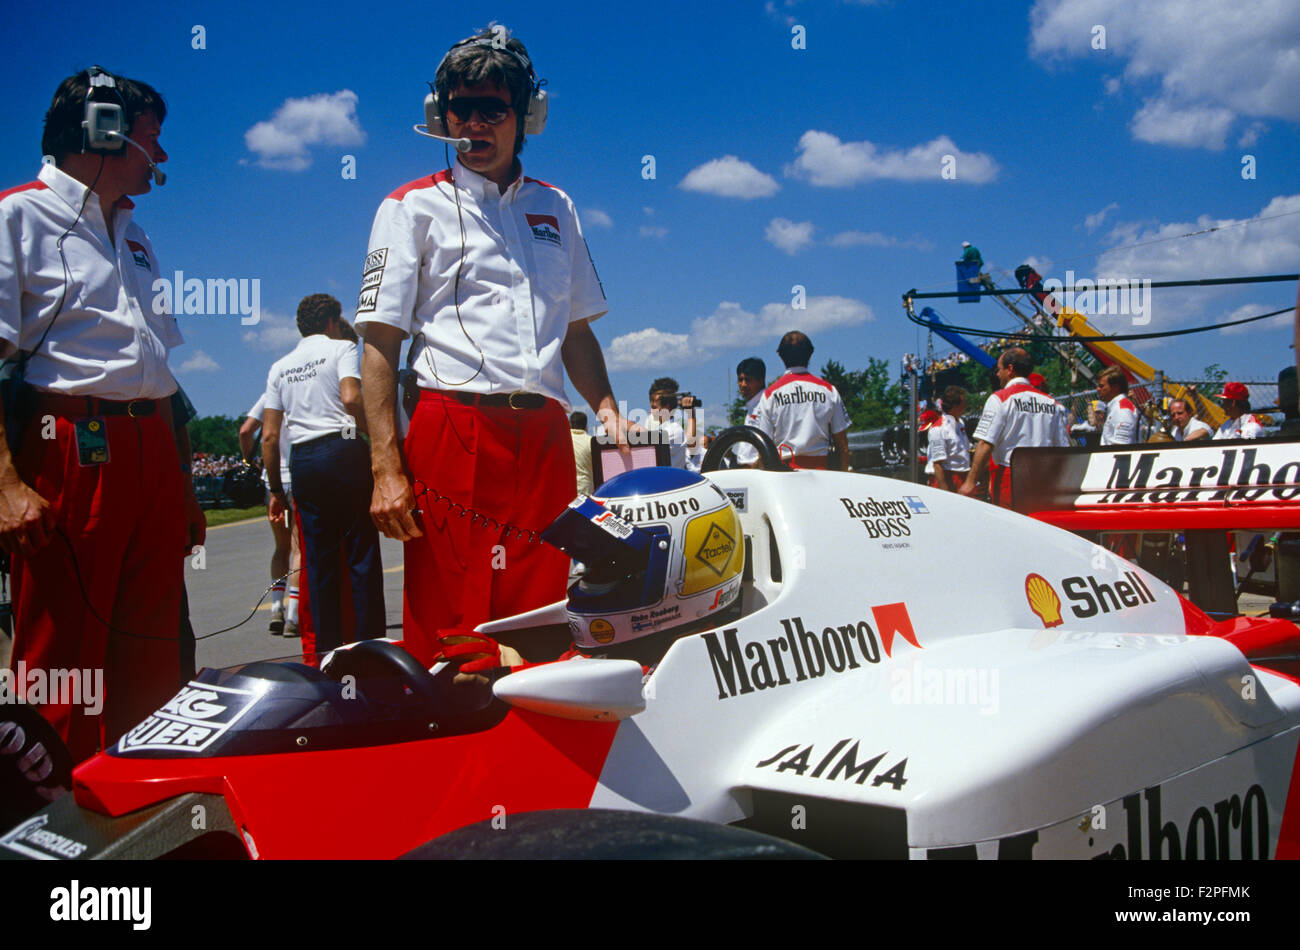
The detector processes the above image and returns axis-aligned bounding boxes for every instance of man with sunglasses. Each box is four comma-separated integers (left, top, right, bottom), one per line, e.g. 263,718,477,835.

357,27,626,673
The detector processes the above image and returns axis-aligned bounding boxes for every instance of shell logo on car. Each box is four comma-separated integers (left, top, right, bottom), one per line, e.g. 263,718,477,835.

1025,573,1064,628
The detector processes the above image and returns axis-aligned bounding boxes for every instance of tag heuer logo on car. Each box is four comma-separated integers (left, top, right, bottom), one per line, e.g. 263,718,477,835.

117,682,261,754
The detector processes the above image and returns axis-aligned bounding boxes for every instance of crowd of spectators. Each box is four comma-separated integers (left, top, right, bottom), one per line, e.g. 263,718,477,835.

191,452,246,477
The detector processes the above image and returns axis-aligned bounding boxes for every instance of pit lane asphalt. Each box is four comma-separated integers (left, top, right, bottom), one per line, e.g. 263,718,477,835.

187,515,406,671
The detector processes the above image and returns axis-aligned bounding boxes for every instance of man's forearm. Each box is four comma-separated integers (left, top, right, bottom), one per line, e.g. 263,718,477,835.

964,441,992,488
561,319,617,421
361,336,403,473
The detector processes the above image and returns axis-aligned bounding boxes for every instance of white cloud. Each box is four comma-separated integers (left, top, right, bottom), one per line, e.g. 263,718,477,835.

1219,302,1292,336
178,350,219,373
639,225,668,239
679,156,780,198
244,90,366,171
765,218,814,255
241,309,301,351
1238,122,1266,148
584,209,613,228
1030,0,1300,150
1130,99,1234,150
605,327,695,371
1084,202,1119,232
785,131,999,186
604,295,873,371
1096,194,1300,282
828,230,934,251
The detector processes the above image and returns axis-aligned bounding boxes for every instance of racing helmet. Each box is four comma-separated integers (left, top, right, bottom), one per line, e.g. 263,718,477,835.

542,468,744,651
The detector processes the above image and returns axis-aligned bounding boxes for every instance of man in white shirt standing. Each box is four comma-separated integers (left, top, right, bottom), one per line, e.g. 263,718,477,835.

928,386,971,491
1213,382,1264,440
263,294,383,654
734,357,766,467
1096,366,1139,446
358,27,629,671
646,377,697,469
752,332,851,470
1168,398,1211,441
959,348,1071,507
240,393,299,636
0,67,202,761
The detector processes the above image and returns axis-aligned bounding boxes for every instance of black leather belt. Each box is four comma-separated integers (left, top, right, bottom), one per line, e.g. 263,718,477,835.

32,393,161,417
435,390,548,410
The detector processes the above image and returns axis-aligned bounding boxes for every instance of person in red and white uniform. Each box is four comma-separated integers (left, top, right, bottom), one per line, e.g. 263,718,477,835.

358,28,628,671
1096,366,1139,446
1212,382,1264,440
733,357,766,467
928,386,971,491
751,332,851,470
959,348,1070,507
0,68,203,761
1168,398,1211,441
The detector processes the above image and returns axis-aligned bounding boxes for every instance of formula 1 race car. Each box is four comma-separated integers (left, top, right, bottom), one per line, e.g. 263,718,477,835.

4,428,1300,860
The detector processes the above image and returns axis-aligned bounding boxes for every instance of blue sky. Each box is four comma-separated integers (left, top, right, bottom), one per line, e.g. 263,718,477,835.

4,0,1298,428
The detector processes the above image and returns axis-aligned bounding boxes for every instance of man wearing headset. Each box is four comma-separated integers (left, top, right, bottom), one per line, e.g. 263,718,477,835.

357,27,627,671
0,68,202,761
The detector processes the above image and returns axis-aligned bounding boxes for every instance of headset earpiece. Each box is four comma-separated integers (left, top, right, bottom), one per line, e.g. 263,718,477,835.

82,66,127,154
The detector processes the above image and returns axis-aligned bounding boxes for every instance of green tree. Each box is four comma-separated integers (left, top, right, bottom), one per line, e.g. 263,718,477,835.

727,392,749,427
821,357,905,429
187,414,243,457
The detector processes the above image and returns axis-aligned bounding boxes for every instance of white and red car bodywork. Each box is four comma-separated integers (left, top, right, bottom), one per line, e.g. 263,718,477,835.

5,451,1300,860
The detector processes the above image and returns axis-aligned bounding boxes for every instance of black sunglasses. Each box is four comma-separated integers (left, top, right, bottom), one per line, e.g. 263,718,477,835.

445,97,513,125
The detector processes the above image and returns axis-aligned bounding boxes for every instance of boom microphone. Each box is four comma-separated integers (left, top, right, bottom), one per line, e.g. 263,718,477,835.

104,131,166,185
412,124,472,152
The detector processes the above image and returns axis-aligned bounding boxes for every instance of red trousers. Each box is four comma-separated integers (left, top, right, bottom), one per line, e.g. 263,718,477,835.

400,392,574,667
10,408,185,762
990,462,1013,508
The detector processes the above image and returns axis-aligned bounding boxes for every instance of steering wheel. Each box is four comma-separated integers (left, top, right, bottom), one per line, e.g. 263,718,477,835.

323,639,441,707
701,425,790,473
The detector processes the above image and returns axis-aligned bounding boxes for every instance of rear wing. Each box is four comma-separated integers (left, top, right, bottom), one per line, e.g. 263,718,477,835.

1012,439,1300,531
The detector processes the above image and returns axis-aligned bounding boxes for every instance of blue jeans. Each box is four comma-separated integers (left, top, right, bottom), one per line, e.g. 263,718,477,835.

290,433,385,651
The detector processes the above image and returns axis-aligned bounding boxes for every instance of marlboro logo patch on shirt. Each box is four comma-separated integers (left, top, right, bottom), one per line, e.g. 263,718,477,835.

525,213,562,247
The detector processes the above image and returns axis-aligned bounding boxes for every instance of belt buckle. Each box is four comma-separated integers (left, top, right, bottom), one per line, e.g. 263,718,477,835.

126,400,149,417
508,392,527,410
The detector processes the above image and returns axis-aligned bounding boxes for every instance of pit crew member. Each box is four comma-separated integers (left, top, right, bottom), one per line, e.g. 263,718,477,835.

1213,382,1264,440
0,67,203,761
1096,366,1138,446
240,392,300,635
752,331,850,470
733,356,766,467
1168,398,1211,442
959,348,1070,507
358,27,629,671
264,294,384,653
927,386,970,491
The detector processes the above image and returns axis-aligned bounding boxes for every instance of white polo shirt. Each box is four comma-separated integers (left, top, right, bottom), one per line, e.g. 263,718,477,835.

927,413,971,473
1214,414,1264,440
247,392,292,489
264,335,360,446
1100,392,1139,445
973,378,1071,466
1173,417,1212,441
752,367,850,458
0,163,182,399
353,162,607,405
647,415,688,469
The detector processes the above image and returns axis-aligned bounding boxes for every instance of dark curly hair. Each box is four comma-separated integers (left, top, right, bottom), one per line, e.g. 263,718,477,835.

434,26,537,155
297,293,342,337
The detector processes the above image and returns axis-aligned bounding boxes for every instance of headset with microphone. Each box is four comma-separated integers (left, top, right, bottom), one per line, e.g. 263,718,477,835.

413,35,548,149
80,66,166,185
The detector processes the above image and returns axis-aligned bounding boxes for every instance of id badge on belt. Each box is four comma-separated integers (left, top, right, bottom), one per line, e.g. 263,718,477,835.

75,417,110,465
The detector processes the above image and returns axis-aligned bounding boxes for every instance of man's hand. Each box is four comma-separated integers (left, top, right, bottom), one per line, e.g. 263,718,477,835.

268,490,287,526
371,468,423,541
0,474,55,555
